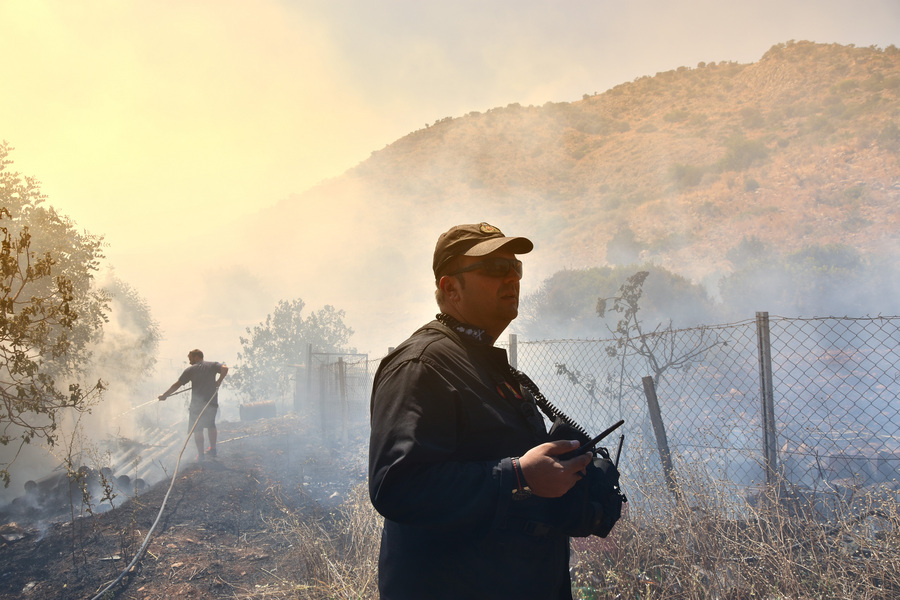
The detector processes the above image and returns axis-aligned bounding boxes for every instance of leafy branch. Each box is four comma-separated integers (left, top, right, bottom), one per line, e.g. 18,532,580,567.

597,270,724,386
0,207,105,485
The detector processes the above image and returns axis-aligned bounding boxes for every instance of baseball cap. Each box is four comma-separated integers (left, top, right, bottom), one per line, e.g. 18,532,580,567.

433,222,533,279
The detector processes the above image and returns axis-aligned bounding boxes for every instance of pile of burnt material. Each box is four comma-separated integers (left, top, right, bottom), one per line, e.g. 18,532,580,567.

0,426,186,526
827,451,900,487
0,466,150,525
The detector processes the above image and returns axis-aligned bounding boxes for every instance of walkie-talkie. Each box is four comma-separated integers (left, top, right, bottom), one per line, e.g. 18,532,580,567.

559,419,625,461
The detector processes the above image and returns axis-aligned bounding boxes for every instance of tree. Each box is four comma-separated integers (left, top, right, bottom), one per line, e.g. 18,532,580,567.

519,264,716,340
0,143,109,484
725,235,770,270
230,299,355,401
0,142,109,374
518,267,621,339
605,226,646,265
597,271,722,389
719,242,873,318
91,274,160,387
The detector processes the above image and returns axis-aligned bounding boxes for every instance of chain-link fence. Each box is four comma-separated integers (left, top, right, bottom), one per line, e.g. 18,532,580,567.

769,316,900,488
297,352,371,444
502,313,900,501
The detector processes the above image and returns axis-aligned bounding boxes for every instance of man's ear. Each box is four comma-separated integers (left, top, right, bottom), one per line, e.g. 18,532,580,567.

439,275,460,301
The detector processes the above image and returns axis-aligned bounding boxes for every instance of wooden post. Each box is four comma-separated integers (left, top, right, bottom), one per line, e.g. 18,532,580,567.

756,312,779,486
293,365,302,413
318,359,328,438
642,376,684,505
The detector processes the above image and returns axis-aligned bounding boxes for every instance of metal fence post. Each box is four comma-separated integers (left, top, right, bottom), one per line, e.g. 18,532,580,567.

306,342,313,411
338,357,348,445
756,311,779,486
509,333,518,369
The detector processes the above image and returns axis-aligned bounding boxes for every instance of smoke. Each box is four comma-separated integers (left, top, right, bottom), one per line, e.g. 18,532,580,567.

2,0,899,519
0,271,176,506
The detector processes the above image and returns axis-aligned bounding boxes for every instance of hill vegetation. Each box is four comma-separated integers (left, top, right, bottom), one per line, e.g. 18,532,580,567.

352,40,899,285
243,40,900,348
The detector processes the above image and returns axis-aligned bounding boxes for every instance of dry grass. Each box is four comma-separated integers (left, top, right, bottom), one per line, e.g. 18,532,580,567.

255,483,381,600
252,463,899,599
570,460,900,599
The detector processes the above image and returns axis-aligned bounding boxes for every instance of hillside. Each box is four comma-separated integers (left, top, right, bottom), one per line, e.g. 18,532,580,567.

235,40,900,350
360,41,899,274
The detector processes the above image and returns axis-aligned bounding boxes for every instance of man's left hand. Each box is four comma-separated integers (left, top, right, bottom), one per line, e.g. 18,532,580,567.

518,440,593,498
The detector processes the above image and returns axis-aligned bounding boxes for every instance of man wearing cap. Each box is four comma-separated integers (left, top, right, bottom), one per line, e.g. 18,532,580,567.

368,223,597,599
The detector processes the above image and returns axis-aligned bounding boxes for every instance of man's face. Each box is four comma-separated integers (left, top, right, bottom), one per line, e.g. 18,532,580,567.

188,353,200,365
442,249,522,339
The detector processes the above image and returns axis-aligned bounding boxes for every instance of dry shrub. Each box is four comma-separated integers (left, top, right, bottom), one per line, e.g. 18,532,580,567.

253,456,899,599
570,457,900,599
258,483,381,599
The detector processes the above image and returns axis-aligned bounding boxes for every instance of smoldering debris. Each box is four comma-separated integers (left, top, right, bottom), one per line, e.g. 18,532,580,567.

0,424,186,527
0,410,371,531
0,522,26,542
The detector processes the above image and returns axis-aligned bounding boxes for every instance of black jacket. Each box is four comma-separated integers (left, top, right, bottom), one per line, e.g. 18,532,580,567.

368,320,577,600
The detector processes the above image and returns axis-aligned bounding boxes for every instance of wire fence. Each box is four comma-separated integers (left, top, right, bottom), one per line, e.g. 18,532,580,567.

314,314,899,505
503,313,900,499
303,352,371,444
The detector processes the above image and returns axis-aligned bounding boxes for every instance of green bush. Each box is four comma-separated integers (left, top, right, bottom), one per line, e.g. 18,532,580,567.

802,114,836,136
878,122,900,152
740,107,765,129
663,110,691,123
816,184,868,207
725,235,769,268
668,163,707,188
717,135,769,171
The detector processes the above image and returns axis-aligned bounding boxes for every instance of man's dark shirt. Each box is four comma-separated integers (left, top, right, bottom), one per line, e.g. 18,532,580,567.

368,320,575,600
178,361,224,410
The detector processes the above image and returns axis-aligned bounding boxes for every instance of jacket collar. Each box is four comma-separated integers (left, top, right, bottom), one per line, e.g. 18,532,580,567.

435,313,495,346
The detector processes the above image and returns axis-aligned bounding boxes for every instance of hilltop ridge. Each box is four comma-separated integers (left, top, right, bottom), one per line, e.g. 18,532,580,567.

346,41,900,279
235,40,900,350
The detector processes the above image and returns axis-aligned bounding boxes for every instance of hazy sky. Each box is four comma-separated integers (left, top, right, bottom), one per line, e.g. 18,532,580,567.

1,0,898,365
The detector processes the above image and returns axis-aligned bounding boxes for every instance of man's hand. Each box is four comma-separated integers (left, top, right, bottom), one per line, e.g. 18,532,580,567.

159,381,181,401
518,440,593,498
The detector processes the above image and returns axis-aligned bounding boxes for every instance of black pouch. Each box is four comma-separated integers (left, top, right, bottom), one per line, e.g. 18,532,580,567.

548,417,627,538
586,447,627,538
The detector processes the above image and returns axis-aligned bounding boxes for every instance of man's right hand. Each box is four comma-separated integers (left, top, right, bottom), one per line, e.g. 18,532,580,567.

518,440,593,498
157,394,167,401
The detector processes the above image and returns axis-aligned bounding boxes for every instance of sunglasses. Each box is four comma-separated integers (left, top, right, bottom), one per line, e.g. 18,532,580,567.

449,257,523,278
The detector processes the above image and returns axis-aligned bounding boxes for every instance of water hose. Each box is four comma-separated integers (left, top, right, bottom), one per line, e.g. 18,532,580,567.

89,386,217,600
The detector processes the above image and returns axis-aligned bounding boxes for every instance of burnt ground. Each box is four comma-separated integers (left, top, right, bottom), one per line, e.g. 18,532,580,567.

0,414,369,600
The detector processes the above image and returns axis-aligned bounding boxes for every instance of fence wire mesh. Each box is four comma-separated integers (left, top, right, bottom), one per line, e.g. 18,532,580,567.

360,315,899,504
769,317,900,489
500,314,900,498
303,352,371,442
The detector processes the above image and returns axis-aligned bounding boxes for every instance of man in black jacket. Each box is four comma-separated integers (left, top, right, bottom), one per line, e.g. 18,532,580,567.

369,223,596,599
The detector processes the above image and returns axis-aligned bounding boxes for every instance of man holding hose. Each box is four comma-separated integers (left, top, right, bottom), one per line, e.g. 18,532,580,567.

159,349,228,460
